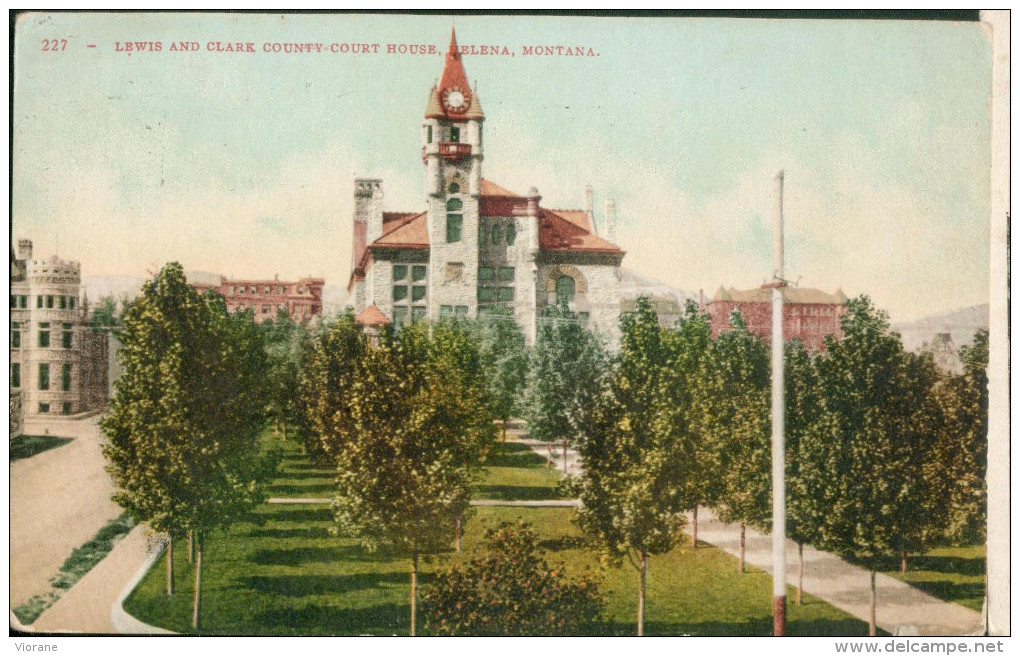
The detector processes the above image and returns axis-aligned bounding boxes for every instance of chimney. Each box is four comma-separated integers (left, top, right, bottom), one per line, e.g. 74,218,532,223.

527,187,542,256
354,179,385,246
584,185,597,234
17,239,32,260
605,199,616,242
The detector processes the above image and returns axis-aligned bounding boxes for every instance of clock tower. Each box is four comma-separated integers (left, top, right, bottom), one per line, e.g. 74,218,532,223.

422,27,486,318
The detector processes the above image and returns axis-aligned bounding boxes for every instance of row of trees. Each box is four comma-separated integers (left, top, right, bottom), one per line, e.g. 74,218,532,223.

563,296,987,636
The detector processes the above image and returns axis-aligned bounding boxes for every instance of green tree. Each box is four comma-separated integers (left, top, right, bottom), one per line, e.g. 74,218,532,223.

422,522,603,636
920,330,988,545
476,307,529,443
570,297,694,636
101,263,276,630
784,338,825,604
661,300,717,548
525,302,608,471
797,296,939,635
295,312,366,465
696,311,771,572
331,321,494,636
261,310,309,441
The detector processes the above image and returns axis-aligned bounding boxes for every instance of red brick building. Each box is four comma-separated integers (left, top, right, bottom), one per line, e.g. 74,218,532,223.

706,286,849,351
191,275,325,324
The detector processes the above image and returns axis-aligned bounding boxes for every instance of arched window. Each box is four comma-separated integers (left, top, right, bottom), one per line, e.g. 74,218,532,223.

555,276,576,305
448,182,460,194
446,198,463,211
506,222,516,245
491,223,502,246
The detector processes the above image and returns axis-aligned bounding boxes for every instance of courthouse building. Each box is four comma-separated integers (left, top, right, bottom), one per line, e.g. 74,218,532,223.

347,29,625,344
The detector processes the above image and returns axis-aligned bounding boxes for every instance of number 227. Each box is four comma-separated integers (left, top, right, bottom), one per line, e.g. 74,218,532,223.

41,39,67,52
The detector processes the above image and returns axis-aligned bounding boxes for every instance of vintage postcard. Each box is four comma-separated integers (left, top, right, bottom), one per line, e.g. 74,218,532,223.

8,10,1009,647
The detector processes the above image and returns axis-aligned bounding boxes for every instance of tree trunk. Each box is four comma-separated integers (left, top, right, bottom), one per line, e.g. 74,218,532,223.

410,551,419,637
797,542,804,605
738,523,746,574
166,535,174,596
455,517,462,553
691,506,698,549
192,533,203,630
637,549,648,637
900,549,908,573
869,569,877,637
562,440,568,474
188,530,194,564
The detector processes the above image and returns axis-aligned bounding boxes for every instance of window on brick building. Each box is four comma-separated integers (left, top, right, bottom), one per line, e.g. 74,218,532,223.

11,322,20,349
38,363,50,390
61,363,72,392
11,363,20,388
38,323,50,348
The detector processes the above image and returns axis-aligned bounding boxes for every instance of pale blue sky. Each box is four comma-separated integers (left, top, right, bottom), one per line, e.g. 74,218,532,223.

13,13,991,321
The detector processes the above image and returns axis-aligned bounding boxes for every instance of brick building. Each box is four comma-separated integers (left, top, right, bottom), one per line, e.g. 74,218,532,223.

191,275,325,324
347,28,625,344
706,285,849,351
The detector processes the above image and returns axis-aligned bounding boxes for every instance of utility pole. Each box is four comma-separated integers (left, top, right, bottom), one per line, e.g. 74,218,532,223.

769,170,787,636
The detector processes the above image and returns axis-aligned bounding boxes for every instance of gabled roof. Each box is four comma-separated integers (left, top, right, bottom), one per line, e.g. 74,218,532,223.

355,303,391,327
540,210,622,254
548,209,593,232
480,179,520,197
370,211,428,249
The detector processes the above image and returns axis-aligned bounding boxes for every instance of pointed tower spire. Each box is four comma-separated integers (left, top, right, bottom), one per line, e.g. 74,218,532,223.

425,25,484,121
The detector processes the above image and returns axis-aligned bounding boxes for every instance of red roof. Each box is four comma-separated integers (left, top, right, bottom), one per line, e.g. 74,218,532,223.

548,209,593,232
540,210,622,254
355,303,391,327
480,179,520,197
425,28,485,121
370,211,428,249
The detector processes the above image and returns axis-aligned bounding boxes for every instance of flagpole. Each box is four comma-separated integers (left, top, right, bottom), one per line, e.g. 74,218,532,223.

771,170,787,636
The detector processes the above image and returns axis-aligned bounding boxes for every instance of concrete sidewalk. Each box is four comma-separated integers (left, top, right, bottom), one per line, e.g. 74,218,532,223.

30,525,156,634
690,507,984,636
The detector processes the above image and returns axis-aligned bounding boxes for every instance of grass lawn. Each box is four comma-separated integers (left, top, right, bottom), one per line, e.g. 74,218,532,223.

475,440,565,501
884,545,986,612
124,433,870,636
10,435,73,461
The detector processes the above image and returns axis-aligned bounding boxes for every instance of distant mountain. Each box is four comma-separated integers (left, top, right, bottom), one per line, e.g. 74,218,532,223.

892,304,989,352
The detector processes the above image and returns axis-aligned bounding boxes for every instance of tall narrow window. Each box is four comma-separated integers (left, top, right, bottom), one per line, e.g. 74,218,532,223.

450,126,460,143
38,363,50,390
20,295,27,308
46,295,54,309
62,323,73,349
11,363,20,388
412,265,427,282
446,198,463,211
61,363,72,392
491,224,502,246
556,276,576,305
59,296,67,309
427,125,433,143
447,214,463,243
38,323,50,348
36,296,42,309
506,222,516,245
11,322,20,349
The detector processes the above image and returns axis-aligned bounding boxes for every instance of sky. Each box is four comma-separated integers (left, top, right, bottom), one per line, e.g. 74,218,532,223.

12,13,993,322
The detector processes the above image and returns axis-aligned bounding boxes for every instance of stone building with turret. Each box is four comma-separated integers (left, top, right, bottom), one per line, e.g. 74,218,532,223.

347,28,625,344
10,239,109,420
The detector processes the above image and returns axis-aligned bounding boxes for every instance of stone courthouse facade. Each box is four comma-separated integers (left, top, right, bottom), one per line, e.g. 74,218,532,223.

348,29,625,344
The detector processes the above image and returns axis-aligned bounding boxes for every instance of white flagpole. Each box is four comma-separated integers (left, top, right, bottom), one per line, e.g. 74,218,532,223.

771,170,787,636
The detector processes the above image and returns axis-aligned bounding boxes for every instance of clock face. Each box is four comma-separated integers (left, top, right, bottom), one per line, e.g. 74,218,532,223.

441,86,471,113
